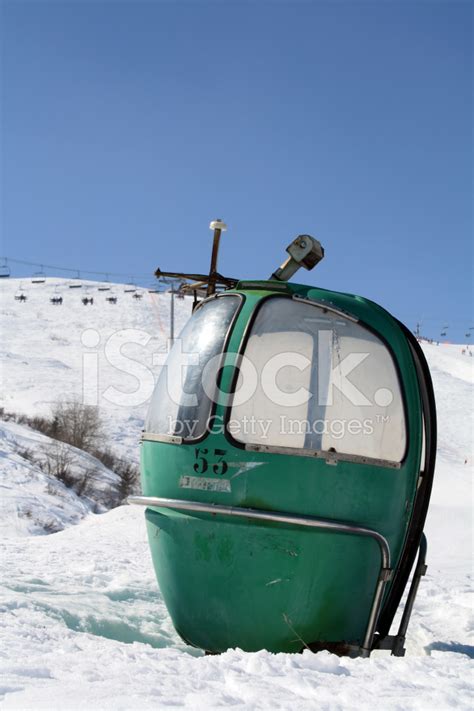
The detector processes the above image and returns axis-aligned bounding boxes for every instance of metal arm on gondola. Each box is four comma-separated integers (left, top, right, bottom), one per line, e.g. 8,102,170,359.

154,269,237,290
154,220,238,301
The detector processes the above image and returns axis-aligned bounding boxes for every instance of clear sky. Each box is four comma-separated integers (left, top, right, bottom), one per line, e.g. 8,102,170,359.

1,0,472,341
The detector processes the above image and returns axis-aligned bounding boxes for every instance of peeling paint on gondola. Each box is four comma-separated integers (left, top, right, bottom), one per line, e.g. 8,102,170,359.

179,475,231,493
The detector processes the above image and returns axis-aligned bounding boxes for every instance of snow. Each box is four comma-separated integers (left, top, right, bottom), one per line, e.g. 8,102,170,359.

0,419,121,537
0,279,473,709
0,507,472,710
1,505,472,710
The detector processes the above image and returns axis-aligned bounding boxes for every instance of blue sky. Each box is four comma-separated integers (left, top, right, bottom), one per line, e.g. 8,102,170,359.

1,1,472,341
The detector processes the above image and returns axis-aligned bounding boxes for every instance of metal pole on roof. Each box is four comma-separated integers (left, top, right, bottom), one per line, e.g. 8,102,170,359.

206,219,227,297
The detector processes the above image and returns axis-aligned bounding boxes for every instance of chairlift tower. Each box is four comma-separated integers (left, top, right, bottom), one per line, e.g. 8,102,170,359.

159,277,181,344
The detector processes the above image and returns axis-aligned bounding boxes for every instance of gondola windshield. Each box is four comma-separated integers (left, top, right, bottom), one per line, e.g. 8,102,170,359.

146,295,240,439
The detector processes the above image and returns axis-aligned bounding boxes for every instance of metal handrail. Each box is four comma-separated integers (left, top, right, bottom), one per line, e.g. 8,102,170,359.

128,496,392,656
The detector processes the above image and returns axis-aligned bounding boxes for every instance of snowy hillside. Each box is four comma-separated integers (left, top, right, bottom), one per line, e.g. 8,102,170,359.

1,277,192,536
0,278,192,461
418,342,473,578
0,418,122,537
0,277,473,709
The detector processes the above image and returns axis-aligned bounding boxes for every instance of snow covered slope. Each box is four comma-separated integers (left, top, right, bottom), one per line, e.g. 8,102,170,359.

0,419,121,537
0,278,192,461
421,343,473,577
1,277,191,537
0,278,473,709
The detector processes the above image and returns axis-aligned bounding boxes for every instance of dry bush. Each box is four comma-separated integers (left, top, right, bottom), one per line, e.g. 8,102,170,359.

50,399,103,452
74,467,100,498
27,415,54,435
1,408,63,439
5,402,138,509
92,447,140,502
42,519,62,534
92,446,116,470
41,441,76,488
116,461,140,502
14,445,37,465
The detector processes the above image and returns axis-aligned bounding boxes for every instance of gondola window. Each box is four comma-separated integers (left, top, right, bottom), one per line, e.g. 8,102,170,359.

230,297,406,463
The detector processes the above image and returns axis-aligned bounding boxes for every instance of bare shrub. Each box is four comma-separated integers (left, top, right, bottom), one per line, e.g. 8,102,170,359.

3,400,104,460
28,415,55,436
21,506,33,519
92,446,116,470
1,408,61,438
4,403,139,510
91,447,140,503
116,460,140,502
42,519,61,534
41,443,103,500
0,408,23,423
74,467,98,497
51,399,103,452
45,481,62,497
14,445,37,464
41,441,76,488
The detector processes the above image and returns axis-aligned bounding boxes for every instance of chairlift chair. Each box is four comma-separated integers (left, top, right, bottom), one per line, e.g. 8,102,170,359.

124,277,137,293
69,271,83,288
14,283,26,301
31,267,46,284
98,274,111,291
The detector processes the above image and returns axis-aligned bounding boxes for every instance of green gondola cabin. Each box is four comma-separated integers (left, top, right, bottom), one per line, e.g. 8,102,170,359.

130,221,436,658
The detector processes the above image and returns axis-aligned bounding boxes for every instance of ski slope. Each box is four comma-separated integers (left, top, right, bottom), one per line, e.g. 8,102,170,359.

0,278,192,461
0,278,473,709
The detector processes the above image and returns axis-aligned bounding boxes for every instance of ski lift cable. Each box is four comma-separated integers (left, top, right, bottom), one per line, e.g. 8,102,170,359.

2,256,153,280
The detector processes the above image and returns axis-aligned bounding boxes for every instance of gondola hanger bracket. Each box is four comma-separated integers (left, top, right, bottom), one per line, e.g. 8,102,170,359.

271,235,324,282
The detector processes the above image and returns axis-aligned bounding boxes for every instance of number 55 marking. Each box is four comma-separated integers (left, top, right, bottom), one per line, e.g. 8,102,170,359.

193,448,228,476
